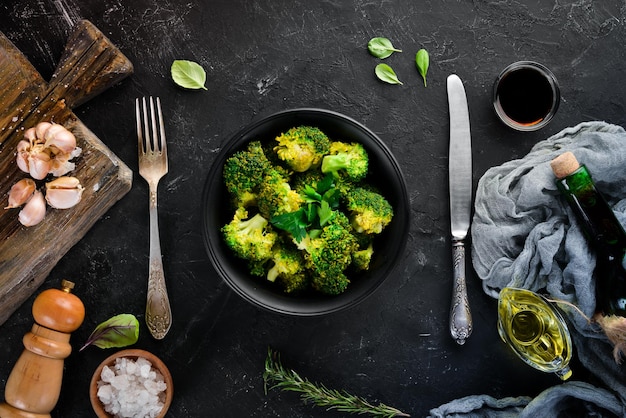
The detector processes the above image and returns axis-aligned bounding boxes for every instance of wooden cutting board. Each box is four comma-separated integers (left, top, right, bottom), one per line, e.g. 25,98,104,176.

0,20,133,326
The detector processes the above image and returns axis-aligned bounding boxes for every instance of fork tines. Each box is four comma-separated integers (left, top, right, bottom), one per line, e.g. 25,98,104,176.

136,96,167,156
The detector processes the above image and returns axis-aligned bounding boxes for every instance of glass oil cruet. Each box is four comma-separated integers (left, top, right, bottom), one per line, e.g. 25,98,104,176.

497,287,573,380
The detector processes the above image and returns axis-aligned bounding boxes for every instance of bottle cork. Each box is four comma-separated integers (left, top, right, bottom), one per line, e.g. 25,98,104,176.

550,151,580,179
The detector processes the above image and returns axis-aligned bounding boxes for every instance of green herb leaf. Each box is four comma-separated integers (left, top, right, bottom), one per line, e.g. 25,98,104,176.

316,173,335,195
264,347,411,418
79,314,139,351
375,63,403,85
271,209,308,242
367,37,402,59
322,188,341,209
303,185,322,203
318,201,334,227
304,203,318,224
415,49,429,87
171,59,208,90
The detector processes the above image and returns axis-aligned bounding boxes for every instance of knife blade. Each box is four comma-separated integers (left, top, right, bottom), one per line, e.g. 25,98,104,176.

447,74,473,345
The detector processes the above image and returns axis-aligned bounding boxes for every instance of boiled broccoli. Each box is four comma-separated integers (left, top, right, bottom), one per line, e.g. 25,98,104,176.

296,211,359,295
221,125,392,297
222,141,273,207
274,126,331,172
267,243,310,294
267,243,304,282
345,187,393,234
248,259,269,277
257,170,303,219
222,207,277,261
321,141,369,182
351,241,374,271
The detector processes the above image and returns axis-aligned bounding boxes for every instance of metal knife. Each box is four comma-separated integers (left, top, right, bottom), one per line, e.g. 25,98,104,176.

447,74,473,345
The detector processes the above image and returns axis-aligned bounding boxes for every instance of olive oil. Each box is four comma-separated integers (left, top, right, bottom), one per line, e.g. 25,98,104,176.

497,287,573,380
551,152,626,317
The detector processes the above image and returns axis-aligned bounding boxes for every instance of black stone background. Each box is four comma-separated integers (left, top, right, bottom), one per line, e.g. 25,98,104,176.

1,0,625,417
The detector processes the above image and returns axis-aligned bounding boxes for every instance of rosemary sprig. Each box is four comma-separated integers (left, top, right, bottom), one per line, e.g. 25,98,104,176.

263,347,410,418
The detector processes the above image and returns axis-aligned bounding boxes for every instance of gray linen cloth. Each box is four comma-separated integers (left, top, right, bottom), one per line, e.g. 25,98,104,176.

429,122,626,417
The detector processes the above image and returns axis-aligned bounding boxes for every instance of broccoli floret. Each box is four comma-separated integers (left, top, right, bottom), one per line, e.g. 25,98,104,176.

274,126,331,172
321,141,369,182
222,207,277,261
223,141,273,207
267,244,304,282
296,211,359,295
257,170,303,219
351,241,374,271
345,187,393,234
266,243,310,294
248,259,269,277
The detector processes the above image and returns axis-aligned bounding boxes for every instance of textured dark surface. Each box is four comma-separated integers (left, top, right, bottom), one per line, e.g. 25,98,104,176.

1,1,625,417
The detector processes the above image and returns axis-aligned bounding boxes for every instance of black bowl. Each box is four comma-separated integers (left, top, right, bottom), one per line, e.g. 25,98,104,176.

201,108,410,316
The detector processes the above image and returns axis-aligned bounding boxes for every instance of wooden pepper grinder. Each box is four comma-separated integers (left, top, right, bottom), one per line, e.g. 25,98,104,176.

0,280,85,418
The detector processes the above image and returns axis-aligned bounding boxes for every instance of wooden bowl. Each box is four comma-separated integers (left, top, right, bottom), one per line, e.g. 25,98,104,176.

89,349,173,418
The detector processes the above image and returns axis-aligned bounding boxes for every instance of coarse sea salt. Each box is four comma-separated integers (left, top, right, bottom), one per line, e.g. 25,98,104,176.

97,356,167,418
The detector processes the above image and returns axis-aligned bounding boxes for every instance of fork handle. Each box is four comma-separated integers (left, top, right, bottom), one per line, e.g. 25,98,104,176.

146,184,172,340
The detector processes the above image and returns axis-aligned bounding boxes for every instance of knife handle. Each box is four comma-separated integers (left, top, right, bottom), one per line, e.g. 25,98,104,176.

450,240,473,345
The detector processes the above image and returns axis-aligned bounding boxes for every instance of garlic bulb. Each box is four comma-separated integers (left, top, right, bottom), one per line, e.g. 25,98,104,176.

16,122,80,180
45,176,84,209
18,190,46,227
8,121,84,227
5,178,36,209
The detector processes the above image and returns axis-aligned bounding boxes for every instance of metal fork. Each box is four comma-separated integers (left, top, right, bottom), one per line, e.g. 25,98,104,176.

136,96,172,340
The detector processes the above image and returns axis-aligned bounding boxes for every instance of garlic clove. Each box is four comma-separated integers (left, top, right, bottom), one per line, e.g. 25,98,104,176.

35,122,52,141
5,178,36,209
46,175,82,189
18,190,46,227
24,127,37,143
16,140,31,173
45,176,84,209
43,123,76,154
17,139,30,152
28,151,52,180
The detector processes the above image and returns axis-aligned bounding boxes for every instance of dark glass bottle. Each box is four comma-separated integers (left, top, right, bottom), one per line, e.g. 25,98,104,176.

551,152,626,317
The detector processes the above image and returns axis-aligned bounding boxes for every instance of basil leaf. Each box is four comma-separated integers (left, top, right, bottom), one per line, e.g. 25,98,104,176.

415,49,430,87
271,209,308,242
79,314,139,351
375,63,403,85
367,37,402,59
171,59,208,90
